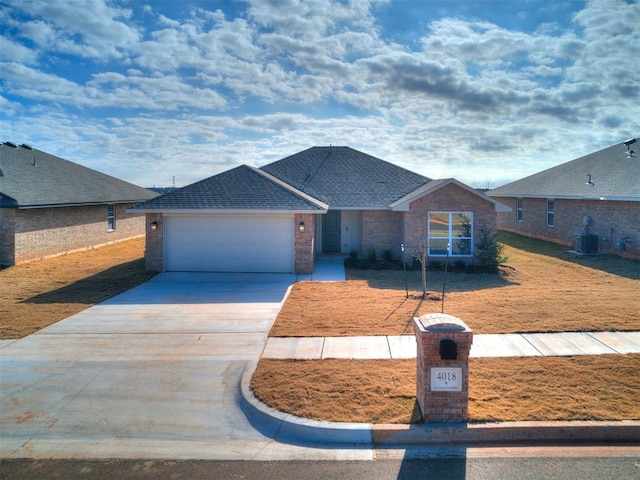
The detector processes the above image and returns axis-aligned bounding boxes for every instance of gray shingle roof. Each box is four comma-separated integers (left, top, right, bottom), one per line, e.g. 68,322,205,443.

0,142,157,208
260,146,432,209
488,139,640,201
129,164,328,212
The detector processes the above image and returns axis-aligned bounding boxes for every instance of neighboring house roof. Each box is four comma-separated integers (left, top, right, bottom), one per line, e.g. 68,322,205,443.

130,164,328,213
0,142,158,208
260,146,432,209
488,139,640,201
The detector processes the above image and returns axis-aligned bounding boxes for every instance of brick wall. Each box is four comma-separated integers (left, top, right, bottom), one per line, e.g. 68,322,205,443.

144,213,163,272
361,210,404,260
494,197,640,259
0,208,16,266
6,203,146,266
404,184,498,262
294,213,315,274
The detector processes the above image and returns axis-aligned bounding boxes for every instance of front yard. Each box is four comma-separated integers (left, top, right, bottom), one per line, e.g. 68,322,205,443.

254,232,640,423
1,233,638,423
270,231,640,336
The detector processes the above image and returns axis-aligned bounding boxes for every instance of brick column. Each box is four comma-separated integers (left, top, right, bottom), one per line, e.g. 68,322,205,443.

294,213,314,274
413,313,473,422
145,213,163,272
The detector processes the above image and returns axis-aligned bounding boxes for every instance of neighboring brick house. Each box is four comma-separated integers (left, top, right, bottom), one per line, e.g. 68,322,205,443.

0,142,158,266
132,146,509,274
488,138,640,259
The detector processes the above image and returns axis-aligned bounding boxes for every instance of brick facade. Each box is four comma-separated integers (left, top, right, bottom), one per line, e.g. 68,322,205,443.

294,213,315,274
144,212,316,274
403,183,498,263
144,212,164,272
361,210,404,260
1,203,146,266
494,197,640,259
0,208,16,266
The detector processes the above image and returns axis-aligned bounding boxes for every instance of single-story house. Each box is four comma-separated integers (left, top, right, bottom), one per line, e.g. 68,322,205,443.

488,138,639,259
0,142,158,266
131,146,509,274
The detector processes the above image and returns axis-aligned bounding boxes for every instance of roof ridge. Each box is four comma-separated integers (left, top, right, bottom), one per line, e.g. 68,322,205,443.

249,165,328,210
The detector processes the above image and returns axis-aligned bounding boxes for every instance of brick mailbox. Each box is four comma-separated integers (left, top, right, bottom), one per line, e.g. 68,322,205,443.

413,313,473,422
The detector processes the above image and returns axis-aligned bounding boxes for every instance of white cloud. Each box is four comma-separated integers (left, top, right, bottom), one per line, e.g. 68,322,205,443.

0,0,638,190
6,0,140,58
0,36,38,63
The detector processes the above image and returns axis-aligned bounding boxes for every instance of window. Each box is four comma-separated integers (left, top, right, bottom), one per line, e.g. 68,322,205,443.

546,199,554,227
107,204,116,231
516,197,523,222
428,212,473,257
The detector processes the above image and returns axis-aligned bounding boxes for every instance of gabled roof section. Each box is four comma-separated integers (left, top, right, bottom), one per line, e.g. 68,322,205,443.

130,164,328,213
260,146,432,209
488,139,640,201
0,142,157,208
390,178,511,212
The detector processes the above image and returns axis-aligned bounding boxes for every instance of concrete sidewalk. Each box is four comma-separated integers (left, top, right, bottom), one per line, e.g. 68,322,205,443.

263,331,640,359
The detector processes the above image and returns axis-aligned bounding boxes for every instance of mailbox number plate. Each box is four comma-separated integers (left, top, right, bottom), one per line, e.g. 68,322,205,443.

431,367,462,391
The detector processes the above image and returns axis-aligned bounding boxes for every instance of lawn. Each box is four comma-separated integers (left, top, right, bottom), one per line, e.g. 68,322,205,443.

252,355,640,423
0,238,155,339
270,231,640,336
255,232,640,423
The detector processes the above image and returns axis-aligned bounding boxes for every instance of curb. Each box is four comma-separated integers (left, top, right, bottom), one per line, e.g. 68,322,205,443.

240,366,640,447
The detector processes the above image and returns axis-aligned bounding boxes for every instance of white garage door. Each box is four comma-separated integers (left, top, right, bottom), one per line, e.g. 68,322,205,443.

164,214,294,273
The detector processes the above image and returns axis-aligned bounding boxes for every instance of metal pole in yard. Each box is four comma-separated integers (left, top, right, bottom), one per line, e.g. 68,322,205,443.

441,242,450,313
401,243,408,298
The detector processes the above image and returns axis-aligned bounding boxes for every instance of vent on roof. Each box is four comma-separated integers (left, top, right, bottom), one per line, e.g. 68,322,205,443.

20,143,33,150
3,141,18,148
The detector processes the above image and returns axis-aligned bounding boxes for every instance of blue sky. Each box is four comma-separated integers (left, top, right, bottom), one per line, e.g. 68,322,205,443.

1,0,638,188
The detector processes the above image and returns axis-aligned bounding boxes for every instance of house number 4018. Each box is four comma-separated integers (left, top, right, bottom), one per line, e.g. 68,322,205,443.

430,367,462,391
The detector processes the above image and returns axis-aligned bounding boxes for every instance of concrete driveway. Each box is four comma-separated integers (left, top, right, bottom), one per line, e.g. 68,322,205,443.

0,272,367,461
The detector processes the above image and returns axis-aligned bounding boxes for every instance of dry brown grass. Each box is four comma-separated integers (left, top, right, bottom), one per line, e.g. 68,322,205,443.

251,355,640,423
0,238,155,338
269,232,640,336
258,233,639,423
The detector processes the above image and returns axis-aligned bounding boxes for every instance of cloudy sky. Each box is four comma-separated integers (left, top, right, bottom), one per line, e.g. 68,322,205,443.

1,0,638,188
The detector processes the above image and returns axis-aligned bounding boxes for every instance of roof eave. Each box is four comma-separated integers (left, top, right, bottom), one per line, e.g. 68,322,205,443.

126,208,328,215
489,193,640,202
15,199,157,209
391,178,512,212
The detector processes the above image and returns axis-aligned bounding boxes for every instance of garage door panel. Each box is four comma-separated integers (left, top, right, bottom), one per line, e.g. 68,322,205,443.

165,215,294,273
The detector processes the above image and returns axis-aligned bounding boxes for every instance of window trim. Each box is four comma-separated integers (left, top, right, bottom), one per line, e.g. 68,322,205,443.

107,204,116,231
427,211,474,258
516,197,523,223
546,199,554,227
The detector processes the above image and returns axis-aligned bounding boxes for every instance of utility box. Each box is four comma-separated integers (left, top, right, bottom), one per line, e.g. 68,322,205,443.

413,313,473,422
575,233,598,253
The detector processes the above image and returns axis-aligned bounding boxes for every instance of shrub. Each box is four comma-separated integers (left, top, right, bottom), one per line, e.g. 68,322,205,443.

475,226,508,273
383,249,393,262
367,248,378,264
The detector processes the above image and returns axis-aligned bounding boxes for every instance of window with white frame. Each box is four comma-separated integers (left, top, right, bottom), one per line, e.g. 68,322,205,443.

428,212,473,257
546,199,554,227
107,204,116,231
516,197,523,222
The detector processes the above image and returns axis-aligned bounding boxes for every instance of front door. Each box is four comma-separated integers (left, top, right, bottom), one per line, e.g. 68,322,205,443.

322,210,341,253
